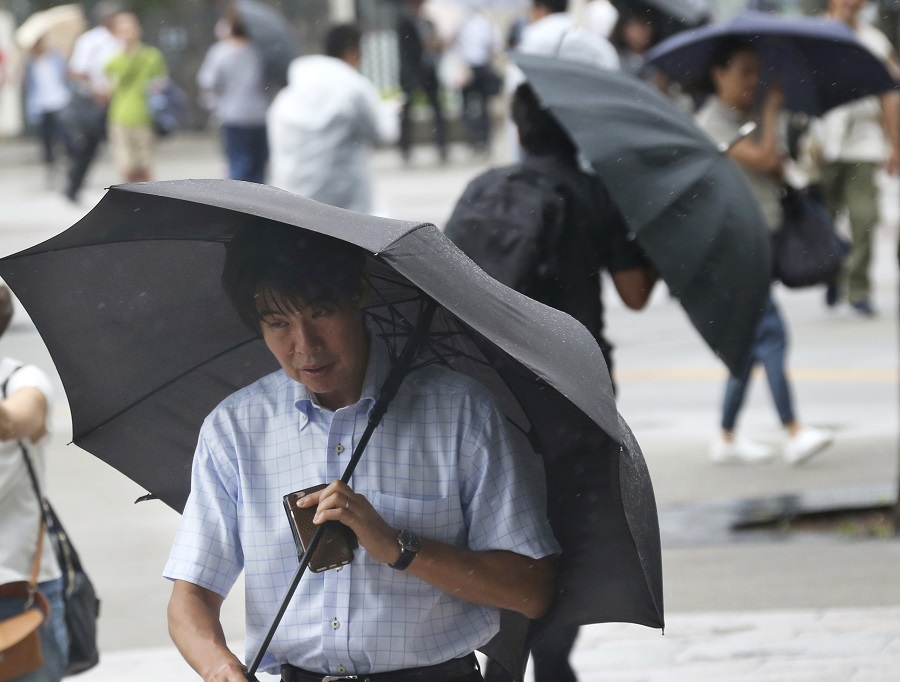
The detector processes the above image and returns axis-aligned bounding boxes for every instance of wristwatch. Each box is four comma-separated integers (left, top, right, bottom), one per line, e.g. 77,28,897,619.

388,529,422,570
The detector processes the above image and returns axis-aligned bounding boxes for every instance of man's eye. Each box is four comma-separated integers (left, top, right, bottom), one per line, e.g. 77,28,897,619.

310,307,333,319
263,318,288,329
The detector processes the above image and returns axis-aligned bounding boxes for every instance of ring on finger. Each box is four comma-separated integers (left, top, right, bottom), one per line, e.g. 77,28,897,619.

344,496,351,511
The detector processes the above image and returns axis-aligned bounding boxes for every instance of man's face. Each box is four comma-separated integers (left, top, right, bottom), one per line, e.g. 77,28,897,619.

712,49,760,112
257,293,369,411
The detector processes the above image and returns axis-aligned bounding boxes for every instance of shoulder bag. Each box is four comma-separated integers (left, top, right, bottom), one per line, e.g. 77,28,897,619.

772,186,851,288
0,518,48,681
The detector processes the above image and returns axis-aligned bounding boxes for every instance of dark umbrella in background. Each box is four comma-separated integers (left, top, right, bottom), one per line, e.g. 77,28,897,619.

613,0,711,39
0,180,664,681
516,53,772,376
235,0,298,90
645,10,897,116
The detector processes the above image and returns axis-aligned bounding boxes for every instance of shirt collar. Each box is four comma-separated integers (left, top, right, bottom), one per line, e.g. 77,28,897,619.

292,329,391,419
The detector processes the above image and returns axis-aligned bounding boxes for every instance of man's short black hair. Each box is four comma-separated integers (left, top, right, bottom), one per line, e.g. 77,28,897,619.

324,23,362,60
511,83,578,158
222,222,367,334
534,0,569,14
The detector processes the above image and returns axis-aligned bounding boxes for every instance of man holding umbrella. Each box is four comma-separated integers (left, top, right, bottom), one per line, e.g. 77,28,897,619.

164,225,560,681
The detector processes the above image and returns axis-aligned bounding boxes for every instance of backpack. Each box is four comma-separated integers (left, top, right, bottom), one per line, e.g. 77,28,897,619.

444,161,571,295
148,77,190,137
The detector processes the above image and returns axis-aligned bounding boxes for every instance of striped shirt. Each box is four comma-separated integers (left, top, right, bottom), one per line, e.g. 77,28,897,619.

164,336,559,675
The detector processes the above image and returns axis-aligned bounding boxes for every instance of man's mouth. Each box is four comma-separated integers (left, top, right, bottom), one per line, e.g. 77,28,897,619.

297,363,331,377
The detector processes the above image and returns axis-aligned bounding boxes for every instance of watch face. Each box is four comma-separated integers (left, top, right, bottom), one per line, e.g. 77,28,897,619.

398,529,422,552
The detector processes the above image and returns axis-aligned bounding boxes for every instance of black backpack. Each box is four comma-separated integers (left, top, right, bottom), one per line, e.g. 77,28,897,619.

444,160,572,295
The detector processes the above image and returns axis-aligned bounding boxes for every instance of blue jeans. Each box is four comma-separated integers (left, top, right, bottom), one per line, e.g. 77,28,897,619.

222,125,268,184
721,297,796,431
0,577,68,681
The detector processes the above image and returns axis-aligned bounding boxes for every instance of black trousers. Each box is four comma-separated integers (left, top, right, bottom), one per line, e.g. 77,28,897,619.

399,72,447,159
38,110,73,166
66,119,104,200
460,65,495,151
483,626,580,682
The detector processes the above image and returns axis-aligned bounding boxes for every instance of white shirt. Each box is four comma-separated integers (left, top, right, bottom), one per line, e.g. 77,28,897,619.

164,337,559,675
582,0,619,40
518,12,619,71
68,25,122,92
267,55,398,215
454,11,496,67
0,358,58,585
31,53,71,113
819,19,896,163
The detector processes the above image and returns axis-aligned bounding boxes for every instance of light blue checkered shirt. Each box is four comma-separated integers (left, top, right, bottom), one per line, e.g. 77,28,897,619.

164,337,559,676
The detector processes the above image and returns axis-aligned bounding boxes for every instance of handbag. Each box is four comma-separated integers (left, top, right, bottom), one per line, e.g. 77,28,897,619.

772,186,851,288
3,367,101,676
0,523,48,682
148,78,190,137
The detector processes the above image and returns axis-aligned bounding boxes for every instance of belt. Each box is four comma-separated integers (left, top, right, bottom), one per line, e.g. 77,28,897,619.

281,653,478,682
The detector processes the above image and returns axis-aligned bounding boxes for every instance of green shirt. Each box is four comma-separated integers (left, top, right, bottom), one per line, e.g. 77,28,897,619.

106,45,167,127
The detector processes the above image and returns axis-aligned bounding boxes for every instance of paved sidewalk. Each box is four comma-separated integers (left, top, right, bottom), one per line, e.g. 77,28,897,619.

74,607,900,681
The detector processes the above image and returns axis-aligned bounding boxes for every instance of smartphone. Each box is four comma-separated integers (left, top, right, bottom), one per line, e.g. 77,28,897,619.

282,484,357,573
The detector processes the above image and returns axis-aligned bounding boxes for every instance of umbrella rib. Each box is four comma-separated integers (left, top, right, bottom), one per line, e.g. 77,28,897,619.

73,336,262,442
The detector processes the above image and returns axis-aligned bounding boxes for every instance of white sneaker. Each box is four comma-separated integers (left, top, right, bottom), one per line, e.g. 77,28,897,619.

784,426,833,466
709,435,775,464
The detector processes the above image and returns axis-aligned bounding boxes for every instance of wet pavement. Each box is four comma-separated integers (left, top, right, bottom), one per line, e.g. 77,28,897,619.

0,132,898,681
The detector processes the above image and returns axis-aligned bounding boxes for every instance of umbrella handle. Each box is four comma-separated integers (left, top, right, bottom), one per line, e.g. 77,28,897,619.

246,299,438,676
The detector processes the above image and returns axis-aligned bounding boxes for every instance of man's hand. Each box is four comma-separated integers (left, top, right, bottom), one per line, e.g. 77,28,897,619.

886,147,900,176
298,481,556,619
298,480,400,564
168,581,248,682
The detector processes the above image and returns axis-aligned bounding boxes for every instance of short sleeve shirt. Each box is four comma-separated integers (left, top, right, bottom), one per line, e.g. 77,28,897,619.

0,358,58,585
164,337,559,675
105,45,167,127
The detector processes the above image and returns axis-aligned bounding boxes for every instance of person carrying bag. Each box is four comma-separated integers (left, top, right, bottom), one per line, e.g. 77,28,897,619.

0,328,99,680
0,520,50,681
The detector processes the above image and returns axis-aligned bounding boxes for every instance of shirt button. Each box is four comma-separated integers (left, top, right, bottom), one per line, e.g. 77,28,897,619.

331,619,340,630
337,665,347,673
335,444,345,454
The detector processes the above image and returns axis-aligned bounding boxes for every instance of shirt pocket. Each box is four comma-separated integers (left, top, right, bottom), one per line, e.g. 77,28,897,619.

371,492,463,546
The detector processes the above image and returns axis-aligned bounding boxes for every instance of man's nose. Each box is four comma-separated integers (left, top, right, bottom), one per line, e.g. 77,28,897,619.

290,320,321,355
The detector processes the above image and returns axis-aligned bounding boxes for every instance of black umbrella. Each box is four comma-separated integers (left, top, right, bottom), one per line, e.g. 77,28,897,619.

236,0,298,89
645,11,897,116
0,180,663,681
516,53,771,376
613,0,711,36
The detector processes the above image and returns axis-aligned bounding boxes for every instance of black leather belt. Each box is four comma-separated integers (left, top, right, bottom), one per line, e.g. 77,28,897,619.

281,653,479,682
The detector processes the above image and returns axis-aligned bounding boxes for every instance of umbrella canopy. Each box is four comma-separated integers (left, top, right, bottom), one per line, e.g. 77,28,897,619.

613,0,710,33
0,179,663,681
645,10,897,116
14,4,86,55
236,0,298,89
516,53,771,376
